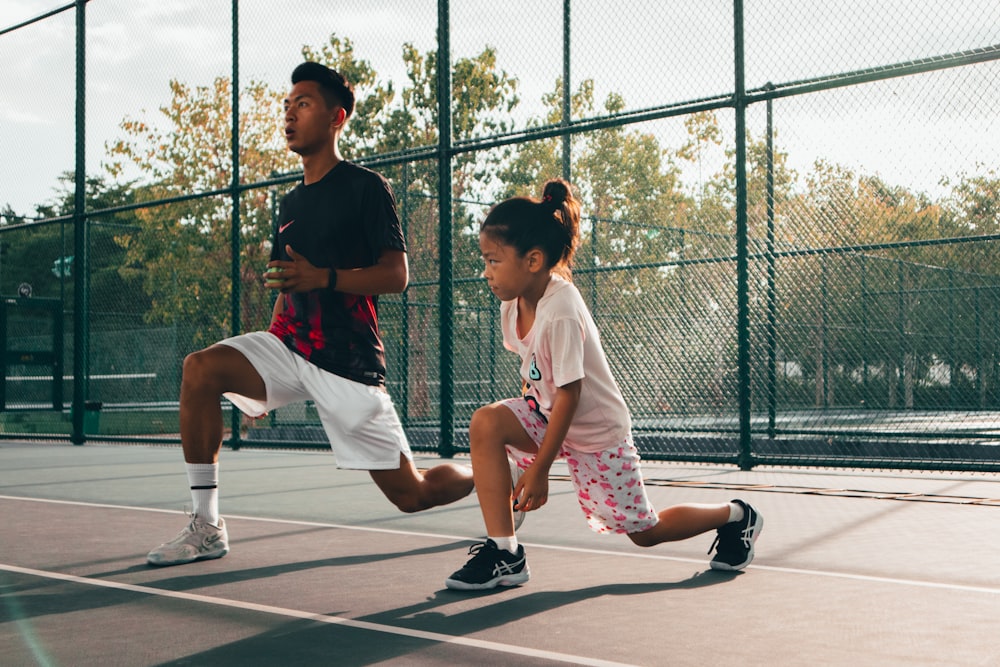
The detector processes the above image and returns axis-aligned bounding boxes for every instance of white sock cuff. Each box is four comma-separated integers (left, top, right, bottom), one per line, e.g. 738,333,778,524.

186,462,219,489
490,536,518,553
727,501,745,523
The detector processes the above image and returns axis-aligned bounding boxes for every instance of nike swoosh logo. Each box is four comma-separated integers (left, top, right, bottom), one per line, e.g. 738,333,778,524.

279,220,294,233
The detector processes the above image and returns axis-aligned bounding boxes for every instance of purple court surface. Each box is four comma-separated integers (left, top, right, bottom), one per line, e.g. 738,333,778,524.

2,440,1000,666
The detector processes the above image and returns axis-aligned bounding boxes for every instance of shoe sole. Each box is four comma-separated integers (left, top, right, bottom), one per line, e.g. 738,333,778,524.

510,457,526,531
709,512,763,571
445,568,530,591
147,545,230,567
513,503,526,531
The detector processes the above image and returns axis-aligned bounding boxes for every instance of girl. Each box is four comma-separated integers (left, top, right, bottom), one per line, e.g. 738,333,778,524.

445,179,763,590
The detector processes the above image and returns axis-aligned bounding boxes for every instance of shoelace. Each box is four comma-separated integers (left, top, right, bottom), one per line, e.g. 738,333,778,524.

707,521,744,555
463,541,503,566
707,533,720,555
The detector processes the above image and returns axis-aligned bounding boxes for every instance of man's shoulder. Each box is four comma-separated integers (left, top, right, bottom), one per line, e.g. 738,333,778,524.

338,160,390,185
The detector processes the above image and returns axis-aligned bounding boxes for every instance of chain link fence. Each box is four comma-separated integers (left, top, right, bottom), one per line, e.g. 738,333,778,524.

1,1,998,470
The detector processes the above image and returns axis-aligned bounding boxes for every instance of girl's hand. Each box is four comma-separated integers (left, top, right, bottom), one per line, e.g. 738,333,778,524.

513,464,550,512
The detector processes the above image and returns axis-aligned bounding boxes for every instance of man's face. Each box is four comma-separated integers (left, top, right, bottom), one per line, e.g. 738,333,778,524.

283,80,340,155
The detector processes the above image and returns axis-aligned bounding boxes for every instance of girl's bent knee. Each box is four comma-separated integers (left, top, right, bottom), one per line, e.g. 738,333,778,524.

469,406,494,435
469,405,508,449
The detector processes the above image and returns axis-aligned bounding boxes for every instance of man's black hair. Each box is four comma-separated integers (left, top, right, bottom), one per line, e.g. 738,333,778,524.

291,62,355,119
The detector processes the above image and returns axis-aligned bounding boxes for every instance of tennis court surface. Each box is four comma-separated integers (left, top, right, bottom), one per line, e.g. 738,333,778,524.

2,440,999,666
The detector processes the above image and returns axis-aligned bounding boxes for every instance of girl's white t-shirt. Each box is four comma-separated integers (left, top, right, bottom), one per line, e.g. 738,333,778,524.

500,274,631,453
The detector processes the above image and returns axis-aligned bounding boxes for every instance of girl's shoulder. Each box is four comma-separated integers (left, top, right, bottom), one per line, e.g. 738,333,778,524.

540,276,586,314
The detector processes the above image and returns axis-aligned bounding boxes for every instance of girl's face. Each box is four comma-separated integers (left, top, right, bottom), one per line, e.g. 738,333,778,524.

479,231,535,301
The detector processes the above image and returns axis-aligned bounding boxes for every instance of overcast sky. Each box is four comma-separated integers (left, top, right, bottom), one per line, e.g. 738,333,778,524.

2,0,998,217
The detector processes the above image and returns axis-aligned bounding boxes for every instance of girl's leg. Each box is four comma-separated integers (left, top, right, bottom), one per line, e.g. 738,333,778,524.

628,503,731,548
468,402,538,538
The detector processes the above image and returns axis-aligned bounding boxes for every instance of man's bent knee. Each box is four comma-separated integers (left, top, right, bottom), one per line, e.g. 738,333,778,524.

628,529,657,548
182,348,219,385
379,484,429,513
392,495,428,514
182,345,262,398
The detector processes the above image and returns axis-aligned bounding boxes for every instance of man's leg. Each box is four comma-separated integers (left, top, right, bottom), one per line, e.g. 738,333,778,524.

180,343,267,463
147,343,266,567
369,453,474,514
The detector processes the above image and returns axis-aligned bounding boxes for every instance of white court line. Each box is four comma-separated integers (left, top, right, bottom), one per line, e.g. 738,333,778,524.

3,494,1000,597
0,562,634,667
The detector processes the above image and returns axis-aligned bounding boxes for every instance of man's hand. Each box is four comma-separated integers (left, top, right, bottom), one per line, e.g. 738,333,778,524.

264,245,332,293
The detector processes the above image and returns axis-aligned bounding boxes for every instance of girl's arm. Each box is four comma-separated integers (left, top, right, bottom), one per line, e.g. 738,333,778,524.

515,379,582,512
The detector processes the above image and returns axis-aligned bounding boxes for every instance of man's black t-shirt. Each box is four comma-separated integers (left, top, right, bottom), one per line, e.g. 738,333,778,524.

268,161,405,386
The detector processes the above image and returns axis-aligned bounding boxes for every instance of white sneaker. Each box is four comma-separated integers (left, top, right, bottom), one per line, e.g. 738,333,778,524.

509,456,526,530
147,515,229,567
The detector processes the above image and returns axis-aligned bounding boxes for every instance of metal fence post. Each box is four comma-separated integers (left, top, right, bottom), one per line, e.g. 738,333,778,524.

561,0,571,180
71,0,87,445
733,0,754,470
437,0,455,457
400,162,410,425
228,0,242,450
765,85,777,439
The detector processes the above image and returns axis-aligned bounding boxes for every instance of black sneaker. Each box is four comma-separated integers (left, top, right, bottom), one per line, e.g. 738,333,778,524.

445,539,530,590
708,499,763,571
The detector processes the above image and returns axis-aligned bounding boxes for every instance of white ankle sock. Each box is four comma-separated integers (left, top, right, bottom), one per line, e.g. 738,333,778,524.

727,501,745,523
491,536,518,553
186,463,220,526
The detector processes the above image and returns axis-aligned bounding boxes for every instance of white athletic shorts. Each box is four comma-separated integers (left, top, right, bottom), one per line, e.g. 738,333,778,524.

218,331,412,470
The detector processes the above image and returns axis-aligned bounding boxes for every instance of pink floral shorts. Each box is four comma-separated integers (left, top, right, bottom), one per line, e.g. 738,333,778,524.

500,397,659,535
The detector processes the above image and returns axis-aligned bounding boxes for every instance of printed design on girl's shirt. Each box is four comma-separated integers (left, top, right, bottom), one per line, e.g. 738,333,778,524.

528,354,542,381
522,392,547,423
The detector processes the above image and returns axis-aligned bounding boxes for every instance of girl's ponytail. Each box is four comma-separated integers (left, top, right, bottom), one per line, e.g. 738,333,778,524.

540,179,580,278
481,178,582,279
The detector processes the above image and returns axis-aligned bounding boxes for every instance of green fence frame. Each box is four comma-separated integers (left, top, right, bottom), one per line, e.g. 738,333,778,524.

2,1,999,471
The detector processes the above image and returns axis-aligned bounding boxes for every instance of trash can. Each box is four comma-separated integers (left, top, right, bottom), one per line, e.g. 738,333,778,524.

83,400,102,435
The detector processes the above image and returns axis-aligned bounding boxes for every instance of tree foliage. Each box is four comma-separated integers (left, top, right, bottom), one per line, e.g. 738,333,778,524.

4,32,997,416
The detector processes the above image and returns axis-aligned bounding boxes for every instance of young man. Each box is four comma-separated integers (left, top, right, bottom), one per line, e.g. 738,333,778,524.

147,62,475,567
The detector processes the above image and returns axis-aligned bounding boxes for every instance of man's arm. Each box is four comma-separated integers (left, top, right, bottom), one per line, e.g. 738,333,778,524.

331,248,408,295
267,246,408,295
267,292,285,328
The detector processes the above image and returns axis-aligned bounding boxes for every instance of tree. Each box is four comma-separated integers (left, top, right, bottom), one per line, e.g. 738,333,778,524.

106,77,298,349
